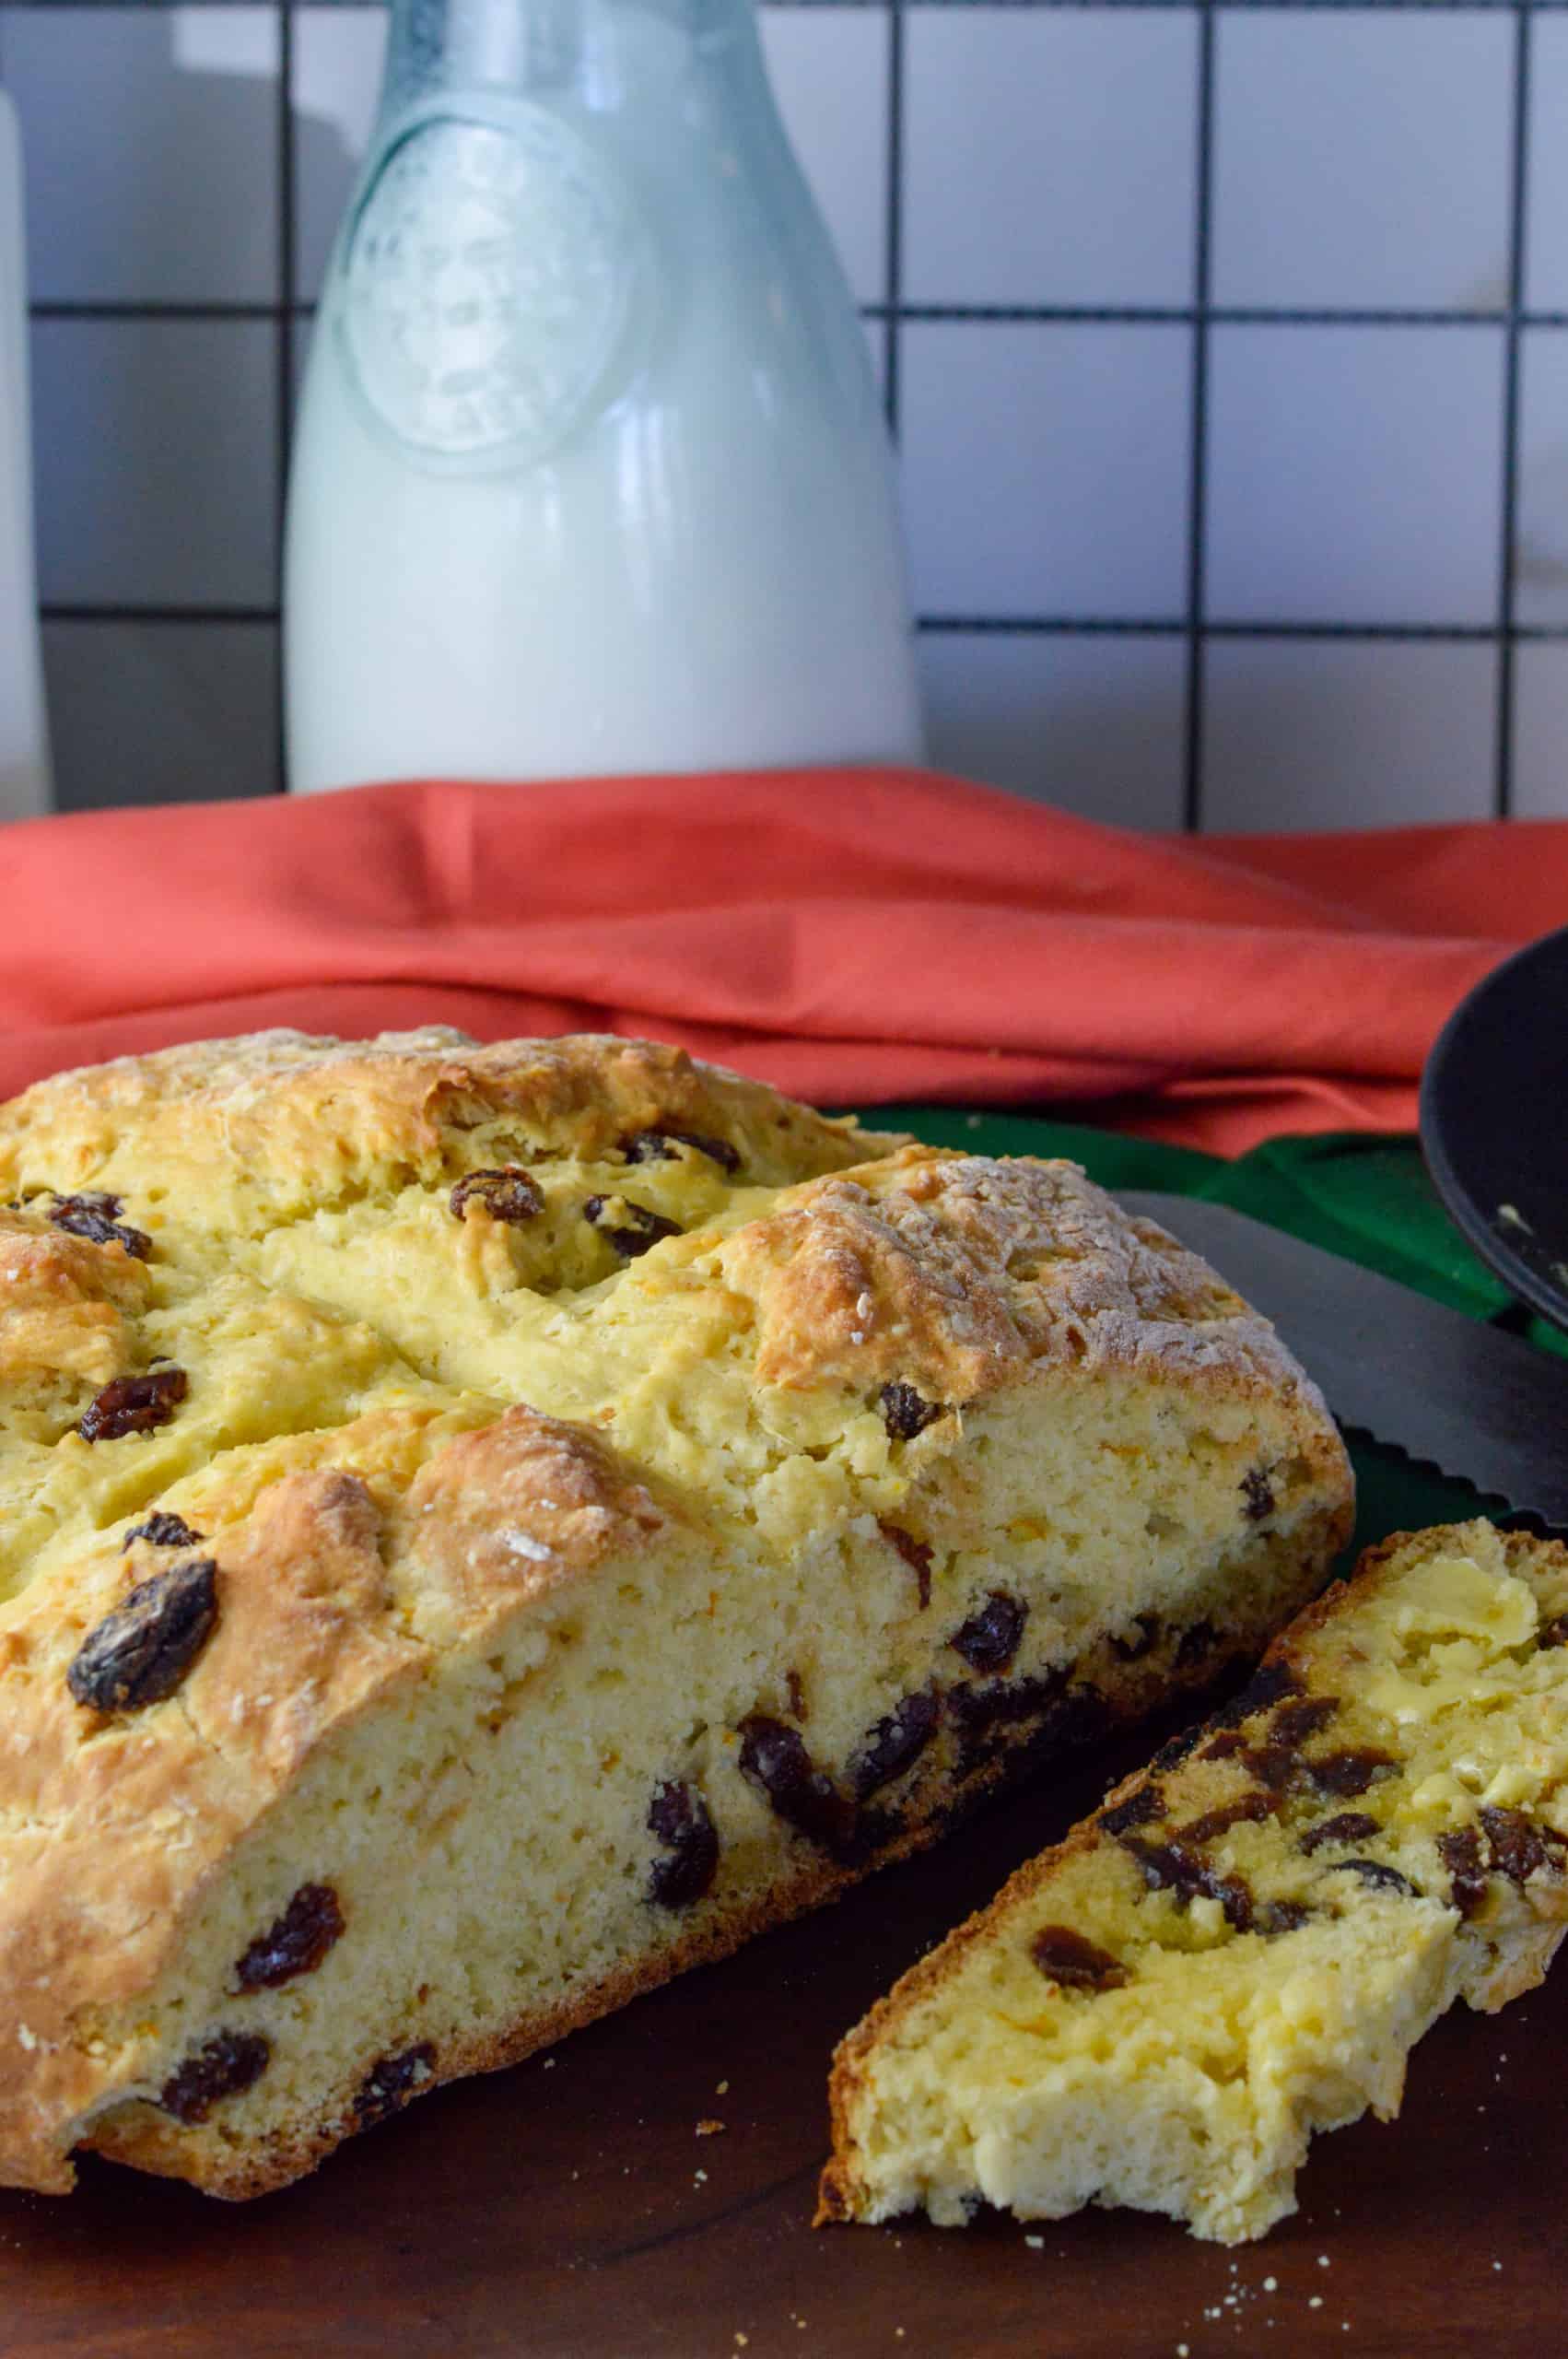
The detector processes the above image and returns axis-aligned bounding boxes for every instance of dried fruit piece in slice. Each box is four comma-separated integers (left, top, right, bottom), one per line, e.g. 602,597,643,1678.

66,1558,218,1714
46,1192,152,1262
820,1521,1568,2246
77,1365,187,1443
448,1168,544,1226
581,1194,682,1259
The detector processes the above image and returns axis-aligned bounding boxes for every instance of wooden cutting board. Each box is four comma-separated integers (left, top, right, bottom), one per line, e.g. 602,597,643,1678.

4,1449,1562,2359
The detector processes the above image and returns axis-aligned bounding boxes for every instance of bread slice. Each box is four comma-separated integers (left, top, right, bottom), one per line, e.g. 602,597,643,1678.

820,1520,1568,2246
0,1028,1351,2197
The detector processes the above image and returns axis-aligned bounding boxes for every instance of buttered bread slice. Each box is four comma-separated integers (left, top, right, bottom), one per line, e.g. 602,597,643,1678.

0,1029,1351,2196
821,1520,1568,2245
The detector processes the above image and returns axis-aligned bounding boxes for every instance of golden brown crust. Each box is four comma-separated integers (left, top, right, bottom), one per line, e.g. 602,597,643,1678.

0,1209,150,1395
0,1027,898,1212
722,1149,1326,1414
397,1406,679,1643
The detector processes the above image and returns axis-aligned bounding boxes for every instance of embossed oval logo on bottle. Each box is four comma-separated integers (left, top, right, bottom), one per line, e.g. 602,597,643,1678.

340,113,638,468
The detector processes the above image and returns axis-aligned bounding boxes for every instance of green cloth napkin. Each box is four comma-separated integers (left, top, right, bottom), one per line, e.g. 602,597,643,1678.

872,1113,1565,1560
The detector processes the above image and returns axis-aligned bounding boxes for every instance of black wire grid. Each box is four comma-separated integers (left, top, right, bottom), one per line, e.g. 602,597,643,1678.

11,0,1568,825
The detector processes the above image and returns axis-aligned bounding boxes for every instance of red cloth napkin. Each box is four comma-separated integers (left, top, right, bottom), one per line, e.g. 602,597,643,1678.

1,769,1562,1155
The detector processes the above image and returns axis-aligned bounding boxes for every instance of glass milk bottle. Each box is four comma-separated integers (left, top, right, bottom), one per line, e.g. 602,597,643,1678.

284,0,923,792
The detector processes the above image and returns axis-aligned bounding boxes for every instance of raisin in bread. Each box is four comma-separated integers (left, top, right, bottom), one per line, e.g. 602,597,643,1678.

820,1520,1568,2247
0,1028,1352,2198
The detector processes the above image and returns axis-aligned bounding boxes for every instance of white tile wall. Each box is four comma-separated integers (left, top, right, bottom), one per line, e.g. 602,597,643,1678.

1205,326,1506,628
1525,14,1568,316
6,6,280,303
1515,328,1568,629
42,620,279,808
904,10,1199,310
1202,640,1498,833
30,319,278,608
1513,643,1568,820
919,631,1187,829
901,321,1192,617
3,0,1561,831
1211,11,1512,314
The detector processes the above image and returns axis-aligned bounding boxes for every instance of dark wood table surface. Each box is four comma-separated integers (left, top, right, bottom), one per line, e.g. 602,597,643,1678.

3,1705,1562,2359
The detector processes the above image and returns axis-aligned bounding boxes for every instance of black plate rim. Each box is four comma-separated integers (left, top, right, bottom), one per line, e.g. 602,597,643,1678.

1420,921,1568,1337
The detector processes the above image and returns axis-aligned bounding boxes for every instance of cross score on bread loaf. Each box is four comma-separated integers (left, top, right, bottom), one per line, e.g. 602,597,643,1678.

0,1029,1351,2197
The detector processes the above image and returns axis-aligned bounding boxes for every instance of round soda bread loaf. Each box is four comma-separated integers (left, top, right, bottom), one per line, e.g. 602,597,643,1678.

819,1520,1568,2245
0,1027,1352,2197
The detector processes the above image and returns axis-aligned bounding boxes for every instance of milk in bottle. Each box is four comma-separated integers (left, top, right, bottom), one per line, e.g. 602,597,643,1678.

284,0,923,792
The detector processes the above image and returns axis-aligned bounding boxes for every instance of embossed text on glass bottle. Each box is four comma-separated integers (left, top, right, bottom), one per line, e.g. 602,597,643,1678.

284,0,923,792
